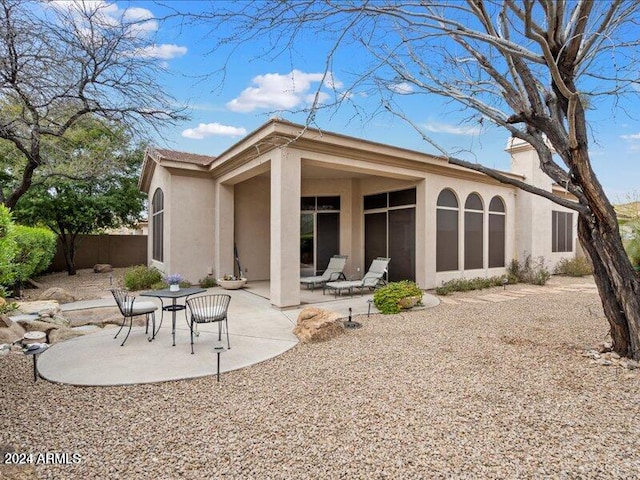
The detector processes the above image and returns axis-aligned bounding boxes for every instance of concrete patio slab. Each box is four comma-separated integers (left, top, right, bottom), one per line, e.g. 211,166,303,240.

37,285,439,386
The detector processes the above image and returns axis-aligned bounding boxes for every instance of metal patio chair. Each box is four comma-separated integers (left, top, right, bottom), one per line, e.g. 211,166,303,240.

186,294,231,354
111,289,158,346
299,255,348,290
323,257,390,297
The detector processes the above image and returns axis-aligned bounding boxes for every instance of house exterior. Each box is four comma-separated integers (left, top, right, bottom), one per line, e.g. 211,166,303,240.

138,119,578,308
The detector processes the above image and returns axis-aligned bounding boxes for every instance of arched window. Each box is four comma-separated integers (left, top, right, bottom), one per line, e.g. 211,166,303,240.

152,188,164,262
488,196,506,268
464,193,484,270
436,189,459,272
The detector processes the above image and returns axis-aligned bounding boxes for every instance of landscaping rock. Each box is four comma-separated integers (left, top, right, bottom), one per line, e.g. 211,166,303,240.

0,322,26,344
72,325,102,335
293,307,344,343
93,263,113,273
16,300,62,315
0,297,6,309
38,287,77,304
63,307,123,327
398,295,421,309
0,313,12,328
48,327,85,344
16,319,61,334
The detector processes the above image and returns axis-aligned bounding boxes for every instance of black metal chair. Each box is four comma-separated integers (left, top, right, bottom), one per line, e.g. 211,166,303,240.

111,289,158,346
186,294,231,354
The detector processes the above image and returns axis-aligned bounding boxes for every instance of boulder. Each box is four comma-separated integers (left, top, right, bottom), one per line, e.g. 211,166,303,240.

38,288,77,304
16,300,62,315
93,263,113,273
293,307,344,343
48,327,85,344
0,313,12,328
398,295,421,310
16,319,62,334
63,307,123,327
0,322,26,344
0,297,6,309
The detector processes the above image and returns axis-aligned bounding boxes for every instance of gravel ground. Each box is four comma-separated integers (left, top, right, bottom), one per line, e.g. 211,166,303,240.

2,276,639,479
19,268,127,301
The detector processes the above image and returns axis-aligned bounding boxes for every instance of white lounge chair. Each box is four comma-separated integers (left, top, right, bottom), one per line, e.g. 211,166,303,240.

300,255,348,290
323,257,390,297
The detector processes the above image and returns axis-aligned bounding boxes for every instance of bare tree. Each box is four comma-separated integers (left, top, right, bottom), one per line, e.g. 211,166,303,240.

0,0,185,209
190,0,640,358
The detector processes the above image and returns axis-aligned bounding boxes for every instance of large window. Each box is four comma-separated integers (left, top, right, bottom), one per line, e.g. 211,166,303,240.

152,188,164,262
436,189,459,272
552,211,573,252
300,196,340,276
364,188,416,281
464,193,484,270
488,196,506,267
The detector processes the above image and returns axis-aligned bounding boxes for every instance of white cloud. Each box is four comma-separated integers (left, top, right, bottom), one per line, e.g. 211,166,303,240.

423,121,480,136
621,133,640,140
227,70,339,113
136,44,188,60
181,123,247,139
389,82,414,94
48,1,159,36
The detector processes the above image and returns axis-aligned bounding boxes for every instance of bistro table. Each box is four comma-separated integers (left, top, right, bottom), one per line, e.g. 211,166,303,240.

140,287,206,346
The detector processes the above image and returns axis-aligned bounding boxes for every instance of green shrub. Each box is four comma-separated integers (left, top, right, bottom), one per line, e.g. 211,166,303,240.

508,255,550,286
373,281,423,314
554,257,593,277
124,265,163,291
199,276,217,288
435,276,507,295
11,225,56,284
0,205,18,288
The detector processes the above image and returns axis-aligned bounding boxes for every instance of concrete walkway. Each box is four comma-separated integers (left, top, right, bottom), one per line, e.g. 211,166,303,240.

38,286,439,386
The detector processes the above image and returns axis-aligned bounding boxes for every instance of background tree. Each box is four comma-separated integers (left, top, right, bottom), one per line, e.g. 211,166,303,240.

13,141,146,276
190,1,640,358
0,0,184,209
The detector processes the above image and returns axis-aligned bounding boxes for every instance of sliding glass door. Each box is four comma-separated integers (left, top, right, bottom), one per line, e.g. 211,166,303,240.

300,196,340,276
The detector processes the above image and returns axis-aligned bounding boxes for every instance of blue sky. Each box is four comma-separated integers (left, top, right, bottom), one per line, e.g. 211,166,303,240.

117,1,639,201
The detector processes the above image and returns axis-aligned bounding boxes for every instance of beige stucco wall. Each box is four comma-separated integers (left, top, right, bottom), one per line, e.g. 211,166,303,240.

167,173,216,284
508,139,578,272
234,176,270,281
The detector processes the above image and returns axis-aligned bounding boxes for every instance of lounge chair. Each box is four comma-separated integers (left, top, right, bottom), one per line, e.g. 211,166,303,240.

300,255,348,290
323,257,390,297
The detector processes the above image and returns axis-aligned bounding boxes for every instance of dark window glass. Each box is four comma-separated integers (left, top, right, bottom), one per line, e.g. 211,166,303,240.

389,188,416,207
465,193,483,211
301,197,316,211
552,211,573,252
437,189,458,208
364,193,387,210
436,209,458,271
489,196,505,212
388,208,416,281
152,188,164,262
489,214,505,267
316,196,340,211
365,212,387,272
464,211,483,269
316,213,340,275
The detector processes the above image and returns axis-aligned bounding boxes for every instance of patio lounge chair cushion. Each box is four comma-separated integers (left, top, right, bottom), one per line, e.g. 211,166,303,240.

191,305,227,323
121,300,158,316
324,257,390,293
300,255,348,285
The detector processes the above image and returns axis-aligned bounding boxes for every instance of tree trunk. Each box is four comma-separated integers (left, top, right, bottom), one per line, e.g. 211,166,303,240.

578,215,640,359
59,233,77,276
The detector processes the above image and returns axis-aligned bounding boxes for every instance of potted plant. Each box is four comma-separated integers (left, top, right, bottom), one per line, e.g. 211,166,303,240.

217,274,247,290
165,273,183,292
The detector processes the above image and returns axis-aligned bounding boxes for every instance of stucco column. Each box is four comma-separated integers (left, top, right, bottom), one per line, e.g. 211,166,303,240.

415,178,427,288
270,148,301,307
214,181,235,279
